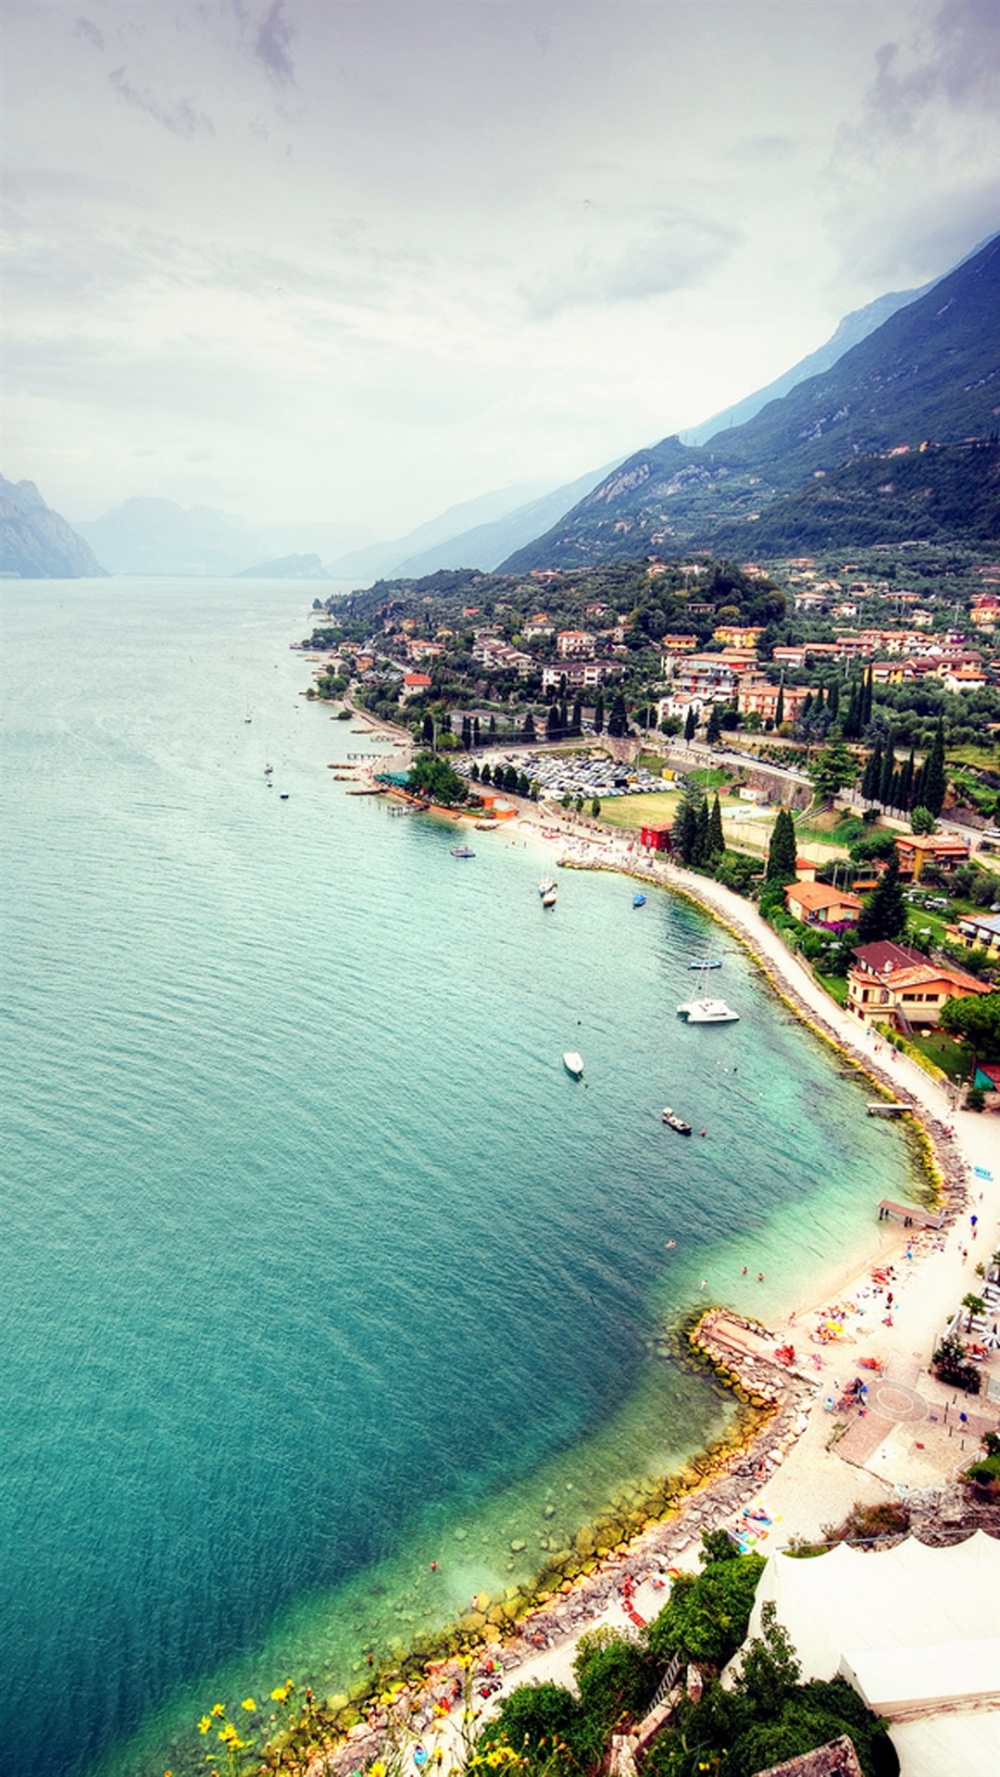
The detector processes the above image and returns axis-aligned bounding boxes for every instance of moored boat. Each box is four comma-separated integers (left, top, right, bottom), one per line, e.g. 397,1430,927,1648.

676,998,739,1024
451,844,475,858
689,957,722,969
542,888,557,907
632,893,646,908
539,877,557,896
563,1051,584,1078
662,1107,692,1134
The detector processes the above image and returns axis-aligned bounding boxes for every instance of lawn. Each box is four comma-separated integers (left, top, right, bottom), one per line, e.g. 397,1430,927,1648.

815,972,850,1008
597,790,681,830
904,1027,971,1083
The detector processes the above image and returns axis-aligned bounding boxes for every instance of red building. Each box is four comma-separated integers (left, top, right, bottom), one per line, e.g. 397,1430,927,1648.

640,824,672,852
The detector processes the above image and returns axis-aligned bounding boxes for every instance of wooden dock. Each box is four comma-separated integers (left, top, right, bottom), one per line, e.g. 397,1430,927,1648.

877,1198,945,1231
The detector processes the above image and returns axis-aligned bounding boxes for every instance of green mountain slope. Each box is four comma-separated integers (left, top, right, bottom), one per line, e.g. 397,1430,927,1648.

502,234,1000,570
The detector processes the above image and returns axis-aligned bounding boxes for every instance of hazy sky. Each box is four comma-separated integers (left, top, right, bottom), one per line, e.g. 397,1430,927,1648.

3,0,998,537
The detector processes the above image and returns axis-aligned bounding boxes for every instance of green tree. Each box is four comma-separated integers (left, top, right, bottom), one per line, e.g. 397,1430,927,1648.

684,704,697,742
591,798,601,819
407,751,466,805
775,680,785,727
607,691,628,738
646,1553,765,1666
693,797,711,864
811,741,857,800
910,804,937,834
939,992,1000,1061
861,740,883,803
421,712,434,746
922,719,947,817
766,808,798,883
706,703,722,745
546,704,561,741
673,785,704,866
856,851,907,944
733,1602,801,1716
708,794,725,856
521,711,537,743
593,690,605,735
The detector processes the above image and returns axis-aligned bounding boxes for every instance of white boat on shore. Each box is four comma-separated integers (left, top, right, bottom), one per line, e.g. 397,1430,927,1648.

676,998,739,1024
563,1051,584,1078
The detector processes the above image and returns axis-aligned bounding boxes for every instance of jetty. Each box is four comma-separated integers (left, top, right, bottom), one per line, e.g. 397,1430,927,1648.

877,1198,946,1231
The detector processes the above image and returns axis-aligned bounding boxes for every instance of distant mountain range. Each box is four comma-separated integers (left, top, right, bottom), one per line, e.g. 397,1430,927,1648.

237,552,331,579
74,498,272,578
503,233,1000,570
0,475,107,578
326,479,559,579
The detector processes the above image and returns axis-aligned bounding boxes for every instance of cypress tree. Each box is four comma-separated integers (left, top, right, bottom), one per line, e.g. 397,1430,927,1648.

559,695,568,736
766,808,798,883
898,746,915,811
571,695,582,737
607,691,628,739
694,799,711,865
857,852,907,944
862,741,883,802
827,679,840,720
889,767,903,813
473,716,481,746
706,703,722,744
910,762,924,809
775,681,785,727
801,692,814,723
684,704,697,742
461,714,471,749
521,710,537,743
880,735,897,807
922,720,947,817
708,793,724,855
480,762,492,785
546,704,560,741
593,690,605,735
862,665,874,729
842,678,859,741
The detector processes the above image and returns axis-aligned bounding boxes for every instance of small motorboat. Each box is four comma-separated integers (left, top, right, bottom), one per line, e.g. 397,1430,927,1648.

632,893,646,908
542,888,557,907
280,792,290,800
662,1107,692,1135
263,763,274,775
539,877,557,896
451,844,475,858
689,958,722,970
563,1051,584,1079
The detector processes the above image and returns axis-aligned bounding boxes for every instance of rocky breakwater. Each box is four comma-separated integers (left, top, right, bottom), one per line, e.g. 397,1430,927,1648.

308,1310,817,1777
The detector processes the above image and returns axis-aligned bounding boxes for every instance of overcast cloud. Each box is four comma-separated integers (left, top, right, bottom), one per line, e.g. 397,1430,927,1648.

2,0,998,537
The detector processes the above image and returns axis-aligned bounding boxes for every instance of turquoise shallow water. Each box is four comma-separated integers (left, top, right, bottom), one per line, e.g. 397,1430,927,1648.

0,581,921,1777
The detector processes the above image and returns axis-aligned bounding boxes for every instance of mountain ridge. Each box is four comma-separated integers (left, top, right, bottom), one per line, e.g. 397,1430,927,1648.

501,233,1000,571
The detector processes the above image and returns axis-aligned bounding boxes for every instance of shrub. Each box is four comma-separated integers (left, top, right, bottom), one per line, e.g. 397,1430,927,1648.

645,1553,765,1667
932,1332,982,1394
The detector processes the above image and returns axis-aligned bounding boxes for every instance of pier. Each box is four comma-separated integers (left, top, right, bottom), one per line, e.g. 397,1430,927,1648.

877,1198,945,1231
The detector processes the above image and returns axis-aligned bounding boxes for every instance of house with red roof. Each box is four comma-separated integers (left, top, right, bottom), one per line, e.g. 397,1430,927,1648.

847,940,991,1029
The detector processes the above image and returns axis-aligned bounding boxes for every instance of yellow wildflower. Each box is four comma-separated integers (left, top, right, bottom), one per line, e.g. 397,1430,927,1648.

240,1697,256,1712
211,1703,226,1718
369,1762,386,1777
270,1684,289,1704
198,1716,212,1735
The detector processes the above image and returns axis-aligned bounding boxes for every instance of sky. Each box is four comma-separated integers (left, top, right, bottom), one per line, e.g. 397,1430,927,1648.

3,0,999,541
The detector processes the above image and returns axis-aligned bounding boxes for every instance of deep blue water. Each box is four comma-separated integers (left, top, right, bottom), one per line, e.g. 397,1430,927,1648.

0,580,918,1777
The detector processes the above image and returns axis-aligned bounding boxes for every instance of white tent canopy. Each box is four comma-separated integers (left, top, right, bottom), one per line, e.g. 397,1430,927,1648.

743,1532,1000,1714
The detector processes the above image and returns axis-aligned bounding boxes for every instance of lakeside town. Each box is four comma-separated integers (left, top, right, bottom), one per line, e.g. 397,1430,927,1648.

203,545,1000,1777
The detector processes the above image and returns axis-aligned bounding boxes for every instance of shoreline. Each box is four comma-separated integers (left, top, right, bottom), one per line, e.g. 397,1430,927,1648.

301,797,997,1774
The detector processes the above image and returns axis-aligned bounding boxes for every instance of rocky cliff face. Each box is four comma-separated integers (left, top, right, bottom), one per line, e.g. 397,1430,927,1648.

0,475,107,578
